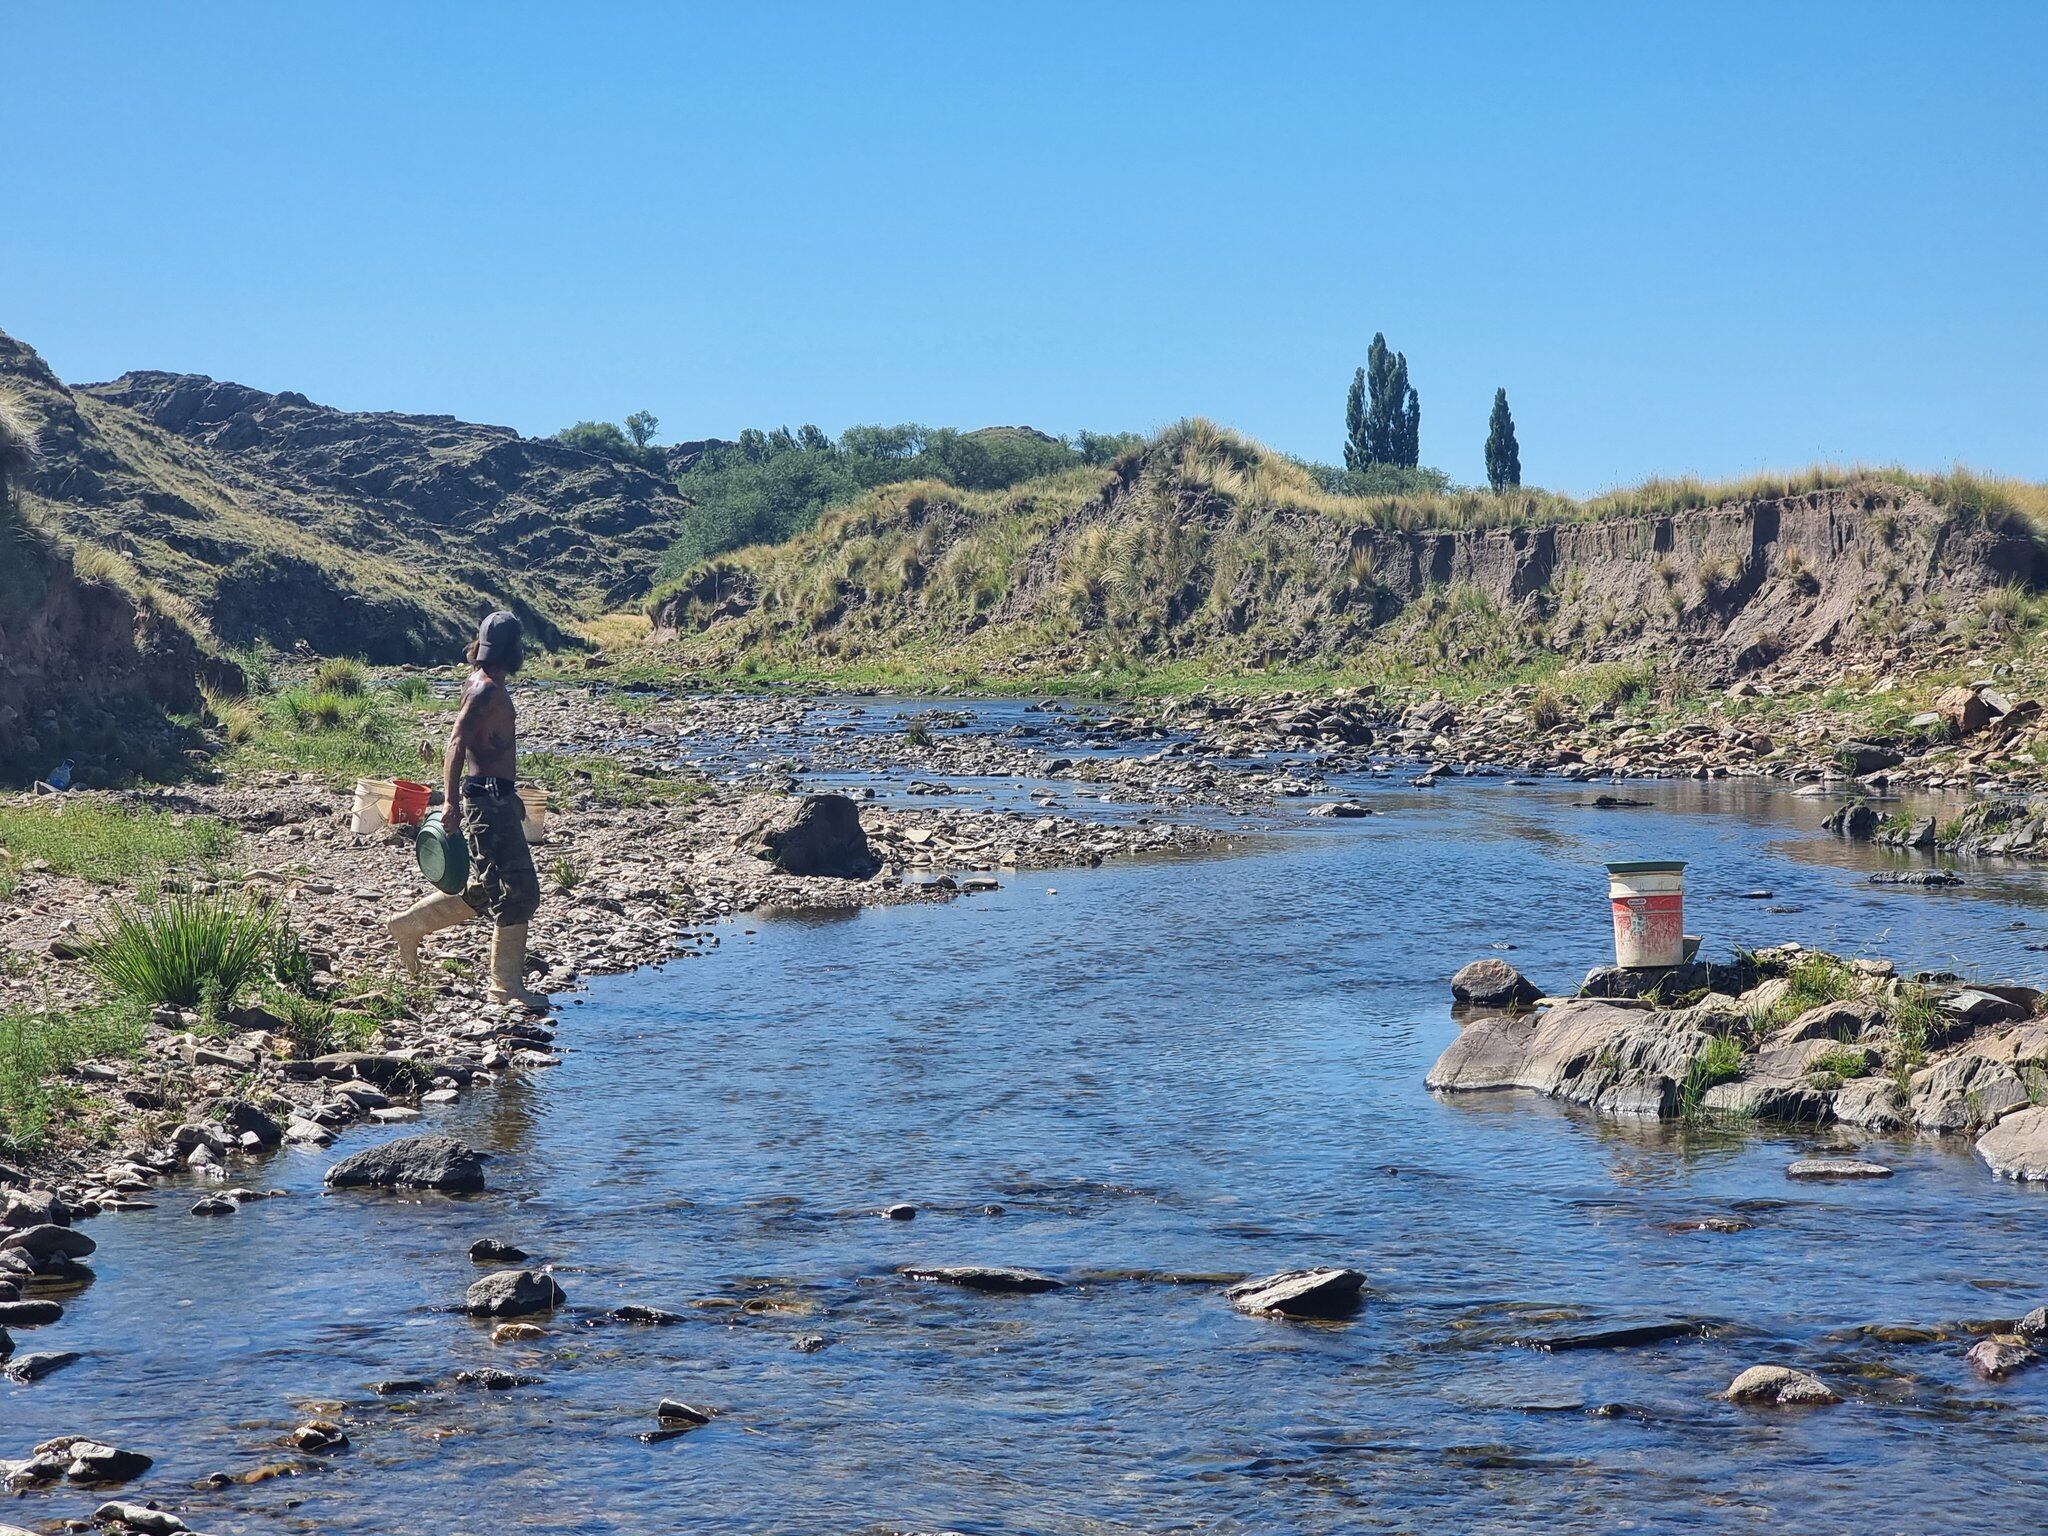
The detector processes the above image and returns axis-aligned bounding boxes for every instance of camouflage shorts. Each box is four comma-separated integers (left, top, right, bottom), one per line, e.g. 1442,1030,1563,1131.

462,789,541,927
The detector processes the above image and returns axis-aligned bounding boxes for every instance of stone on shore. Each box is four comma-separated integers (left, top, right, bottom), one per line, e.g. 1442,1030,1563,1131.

1725,1365,1841,1405
901,1264,1064,1294
1226,1267,1366,1320
1977,1105,2048,1180
0,1299,63,1326
1449,958,1541,1010
325,1135,487,1193
464,1269,565,1317
741,793,879,879
1786,1157,1892,1180
1,1223,95,1263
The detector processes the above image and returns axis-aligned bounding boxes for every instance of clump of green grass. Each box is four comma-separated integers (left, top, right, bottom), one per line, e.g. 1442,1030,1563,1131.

84,894,279,1014
0,998,147,1154
233,682,414,781
0,801,238,885
1885,984,1942,1077
1528,687,1567,731
311,657,370,696
549,855,585,892
388,675,433,703
1808,1045,1873,1081
1750,951,1864,1032
1680,1034,1747,1117
257,983,378,1059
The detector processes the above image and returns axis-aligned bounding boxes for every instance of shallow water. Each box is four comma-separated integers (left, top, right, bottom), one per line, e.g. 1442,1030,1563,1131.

12,772,2048,1535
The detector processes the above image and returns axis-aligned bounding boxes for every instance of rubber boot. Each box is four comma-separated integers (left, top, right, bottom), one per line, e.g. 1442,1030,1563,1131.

385,892,479,978
488,923,551,1012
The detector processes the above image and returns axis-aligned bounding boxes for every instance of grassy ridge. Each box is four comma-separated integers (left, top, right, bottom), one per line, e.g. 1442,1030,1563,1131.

647,419,2048,686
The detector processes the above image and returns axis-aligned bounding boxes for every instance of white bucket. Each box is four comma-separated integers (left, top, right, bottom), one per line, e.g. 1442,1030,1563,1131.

519,786,551,844
1607,860,1686,969
351,778,397,836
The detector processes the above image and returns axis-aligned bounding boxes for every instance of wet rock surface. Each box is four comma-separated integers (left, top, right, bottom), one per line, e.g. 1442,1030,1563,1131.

464,1269,566,1317
1226,1268,1366,1320
324,1135,488,1193
1725,1365,1841,1405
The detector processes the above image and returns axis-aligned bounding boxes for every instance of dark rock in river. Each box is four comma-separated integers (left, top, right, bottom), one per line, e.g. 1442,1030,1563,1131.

0,1299,63,1326
1516,1319,1712,1352
654,1399,715,1428
1967,1336,2035,1379
464,1268,565,1316
63,1440,152,1482
1823,803,1879,838
455,1368,538,1390
469,1237,529,1263
6,1349,78,1382
902,1264,1064,1294
90,1502,187,1535
217,1098,284,1148
1724,1364,1840,1404
610,1304,683,1326
1450,958,1541,1009
741,793,880,879
325,1134,487,1193
1868,869,1963,887
1227,1267,1366,1320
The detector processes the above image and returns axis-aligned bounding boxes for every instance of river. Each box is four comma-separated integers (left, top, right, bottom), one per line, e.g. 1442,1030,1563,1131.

10,753,2048,1534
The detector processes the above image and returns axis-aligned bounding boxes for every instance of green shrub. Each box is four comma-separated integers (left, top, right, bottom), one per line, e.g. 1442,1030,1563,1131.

548,856,585,893
388,675,432,703
1809,1046,1872,1080
84,895,280,1012
311,657,369,696
258,983,377,1059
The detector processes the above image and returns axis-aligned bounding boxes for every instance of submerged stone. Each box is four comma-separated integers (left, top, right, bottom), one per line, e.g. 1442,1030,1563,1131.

901,1264,1064,1294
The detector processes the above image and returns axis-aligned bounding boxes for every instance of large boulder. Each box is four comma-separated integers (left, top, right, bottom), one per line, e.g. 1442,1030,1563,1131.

1427,998,1715,1118
1937,684,1993,736
0,1224,94,1264
464,1269,565,1317
1450,959,1541,1010
1835,741,1903,776
1909,1053,2035,1133
1978,1106,2048,1181
1227,1267,1366,1319
741,794,879,879
324,1135,486,1193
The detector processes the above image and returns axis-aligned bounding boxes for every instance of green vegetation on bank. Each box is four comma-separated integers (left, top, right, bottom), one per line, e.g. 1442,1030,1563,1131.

0,998,147,1155
656,423,1144,575
0,800,238,886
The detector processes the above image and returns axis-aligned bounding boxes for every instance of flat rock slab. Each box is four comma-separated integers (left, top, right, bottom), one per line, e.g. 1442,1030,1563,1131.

464,1269,565,1317
1515,1319,1713,1352
5,1349,79,1382
325,1135,487,1193
1978,1106,2048,1180
1725,1364,1841,1404
1786,1158,1893,1180
901,1265,1064,1294
1227,1268,1366,1320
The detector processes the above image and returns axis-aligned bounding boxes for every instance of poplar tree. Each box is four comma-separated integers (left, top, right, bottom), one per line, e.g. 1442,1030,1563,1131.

1485,388,1521,491
1344,368,1369,471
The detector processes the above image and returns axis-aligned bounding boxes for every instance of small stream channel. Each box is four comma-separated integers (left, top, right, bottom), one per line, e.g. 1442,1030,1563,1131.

10,751,2048,1534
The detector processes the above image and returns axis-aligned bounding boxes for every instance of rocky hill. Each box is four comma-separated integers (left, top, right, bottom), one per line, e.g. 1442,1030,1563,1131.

0,391,227,784
1,328,690,661
650,420,2047,689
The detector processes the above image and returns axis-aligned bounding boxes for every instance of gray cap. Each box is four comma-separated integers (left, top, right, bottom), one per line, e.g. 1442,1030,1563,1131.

474,610,524,667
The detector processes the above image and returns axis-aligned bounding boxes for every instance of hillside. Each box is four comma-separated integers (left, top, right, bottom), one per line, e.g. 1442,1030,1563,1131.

649,420,2048,691
0,389,225,783
1,328,691,661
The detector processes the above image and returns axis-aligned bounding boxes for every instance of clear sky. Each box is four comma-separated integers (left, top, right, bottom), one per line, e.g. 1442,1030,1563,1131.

5,1,2043,493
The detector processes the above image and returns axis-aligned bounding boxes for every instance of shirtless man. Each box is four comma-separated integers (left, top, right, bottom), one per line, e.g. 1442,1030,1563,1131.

384,611,548,1011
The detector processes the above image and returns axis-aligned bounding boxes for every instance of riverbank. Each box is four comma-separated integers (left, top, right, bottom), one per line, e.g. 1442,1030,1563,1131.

0,682,1227,1193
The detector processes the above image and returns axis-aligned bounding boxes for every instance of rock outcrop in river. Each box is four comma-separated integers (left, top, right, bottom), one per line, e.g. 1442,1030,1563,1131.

1430,946,2048,1180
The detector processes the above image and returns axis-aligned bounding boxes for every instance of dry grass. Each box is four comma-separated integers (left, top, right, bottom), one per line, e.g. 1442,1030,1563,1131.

572,611,654,650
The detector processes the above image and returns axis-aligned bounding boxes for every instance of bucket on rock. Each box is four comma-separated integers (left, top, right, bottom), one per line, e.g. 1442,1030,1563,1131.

388,779,433,827
1607,860,1686,969
351,778,397,836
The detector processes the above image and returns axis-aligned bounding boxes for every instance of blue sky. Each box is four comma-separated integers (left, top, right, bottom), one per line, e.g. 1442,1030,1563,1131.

5,1,2043,492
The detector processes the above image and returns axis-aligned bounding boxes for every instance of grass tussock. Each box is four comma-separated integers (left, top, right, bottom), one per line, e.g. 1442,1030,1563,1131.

572,611,654,651
84,893,280,1016
0,800,238,884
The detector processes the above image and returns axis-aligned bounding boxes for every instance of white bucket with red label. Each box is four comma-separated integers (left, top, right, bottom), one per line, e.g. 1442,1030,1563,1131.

1607,860,1686,968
